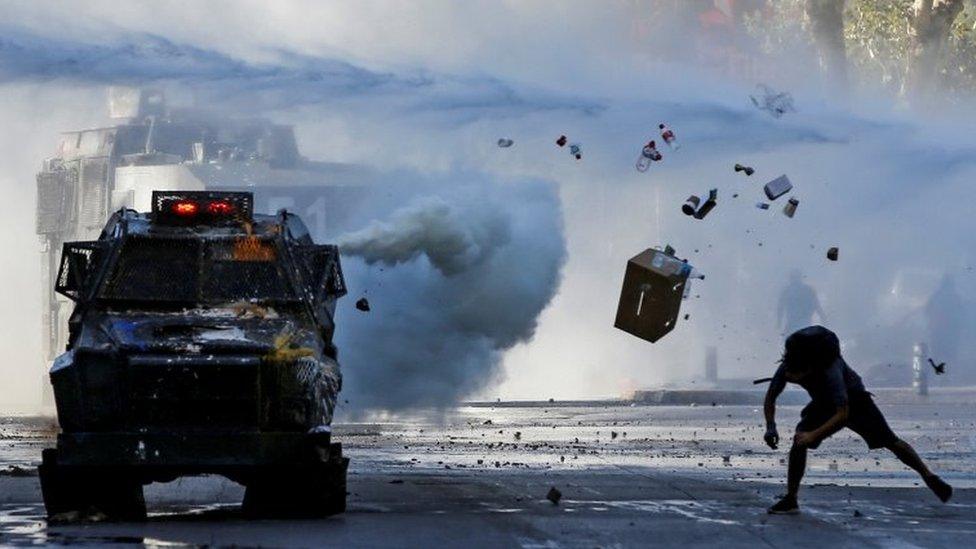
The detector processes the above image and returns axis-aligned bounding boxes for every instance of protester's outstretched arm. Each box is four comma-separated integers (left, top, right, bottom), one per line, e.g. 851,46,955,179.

763,374,786,449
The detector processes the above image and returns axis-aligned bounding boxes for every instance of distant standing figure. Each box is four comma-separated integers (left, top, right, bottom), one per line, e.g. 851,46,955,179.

763,326,952,514
777,270,826,335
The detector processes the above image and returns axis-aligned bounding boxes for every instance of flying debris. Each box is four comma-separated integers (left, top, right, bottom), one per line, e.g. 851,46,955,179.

827,247,839,261
693,189,718,220
682,195,701,216
782,197,799,218
927,358,946,375
750,84,796,118
568,143,583,160
356,297,371,312
683,190,717,219
734,163,755,176
636,140,663,172
497,138,514,148
659,124,679,150
555,135,568,147
614,247,699,343
764,175,793,200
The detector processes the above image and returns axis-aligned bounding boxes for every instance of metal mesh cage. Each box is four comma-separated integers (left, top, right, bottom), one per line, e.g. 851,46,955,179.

295,245,346,299
100,237,299,303
102,238,201,302
55,241,108,300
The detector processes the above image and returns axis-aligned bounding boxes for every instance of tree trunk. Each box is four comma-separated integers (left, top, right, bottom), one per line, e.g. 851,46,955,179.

902,0,965,104
806,0,849,92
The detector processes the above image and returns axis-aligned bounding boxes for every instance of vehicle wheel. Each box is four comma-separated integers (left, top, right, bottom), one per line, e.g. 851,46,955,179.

39,448,147,522
242,444,348,518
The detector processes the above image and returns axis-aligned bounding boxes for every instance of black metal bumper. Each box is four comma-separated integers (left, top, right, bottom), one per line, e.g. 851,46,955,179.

55,431,326,469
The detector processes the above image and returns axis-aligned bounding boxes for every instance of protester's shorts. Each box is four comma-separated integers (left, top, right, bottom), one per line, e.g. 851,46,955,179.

795,393,898,450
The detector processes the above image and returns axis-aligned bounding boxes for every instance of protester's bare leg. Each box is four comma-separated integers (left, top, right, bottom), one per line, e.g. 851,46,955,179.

887,438,952,502
787,444,807,498
886,438,932,478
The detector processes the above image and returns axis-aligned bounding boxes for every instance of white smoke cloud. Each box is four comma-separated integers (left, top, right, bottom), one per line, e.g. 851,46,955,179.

337,196,511,277
335,180,565,409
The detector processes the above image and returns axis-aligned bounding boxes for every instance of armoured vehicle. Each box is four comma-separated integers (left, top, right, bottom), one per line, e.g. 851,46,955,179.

36,87,371,404
39,190,349,519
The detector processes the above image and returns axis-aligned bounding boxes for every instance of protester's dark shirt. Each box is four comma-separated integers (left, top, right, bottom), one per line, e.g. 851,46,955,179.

770,358,867,408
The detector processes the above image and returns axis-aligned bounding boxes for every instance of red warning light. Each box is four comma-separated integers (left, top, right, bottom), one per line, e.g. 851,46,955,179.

207,200,235,216
172,201,199,216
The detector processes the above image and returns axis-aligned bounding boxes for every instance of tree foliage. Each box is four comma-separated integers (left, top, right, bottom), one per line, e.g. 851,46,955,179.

744,0,976,101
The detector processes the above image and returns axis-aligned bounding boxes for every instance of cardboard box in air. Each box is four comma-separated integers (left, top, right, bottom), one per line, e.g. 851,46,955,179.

614,248,688,343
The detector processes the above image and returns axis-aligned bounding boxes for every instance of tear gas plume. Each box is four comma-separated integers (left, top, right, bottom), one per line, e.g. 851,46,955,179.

337,196,511,277
335,182,565,410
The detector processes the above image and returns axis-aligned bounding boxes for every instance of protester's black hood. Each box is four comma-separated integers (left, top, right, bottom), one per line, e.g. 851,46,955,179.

783,325,841,370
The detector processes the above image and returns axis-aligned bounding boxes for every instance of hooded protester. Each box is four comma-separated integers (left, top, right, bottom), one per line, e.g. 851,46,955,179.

763,326,953,514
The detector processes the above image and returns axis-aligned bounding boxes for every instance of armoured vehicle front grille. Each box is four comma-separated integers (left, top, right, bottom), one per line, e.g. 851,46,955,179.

126,354,260,429
36,168,76,235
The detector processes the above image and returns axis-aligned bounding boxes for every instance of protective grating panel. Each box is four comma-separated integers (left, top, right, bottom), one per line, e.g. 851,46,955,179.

78,158,109,229
127,357,260,428
296,245,346,298
102,238,201,302
36,169,73,235
55,242,107,300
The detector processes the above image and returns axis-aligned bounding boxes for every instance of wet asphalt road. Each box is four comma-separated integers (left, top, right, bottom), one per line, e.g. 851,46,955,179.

1,399,974,547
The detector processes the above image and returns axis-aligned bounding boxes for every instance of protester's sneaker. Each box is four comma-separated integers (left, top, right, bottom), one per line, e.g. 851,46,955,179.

767,495,799,515
924,475,953,503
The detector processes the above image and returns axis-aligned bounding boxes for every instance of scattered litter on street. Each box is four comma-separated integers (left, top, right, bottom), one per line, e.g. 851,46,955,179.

497,138,514,148
764,175,793,200
546,487,562,505
0,465,34,477
756,202,769,210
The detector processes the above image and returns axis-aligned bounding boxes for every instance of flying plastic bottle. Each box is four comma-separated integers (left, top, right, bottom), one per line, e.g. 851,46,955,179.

659,123,679,150
635,140,662,172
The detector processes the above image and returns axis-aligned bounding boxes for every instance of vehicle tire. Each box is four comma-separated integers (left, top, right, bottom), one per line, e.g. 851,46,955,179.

39,448,147,522
242,444,348,518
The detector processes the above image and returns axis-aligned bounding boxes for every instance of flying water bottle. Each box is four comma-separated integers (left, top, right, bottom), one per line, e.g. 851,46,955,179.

636,143,654,172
